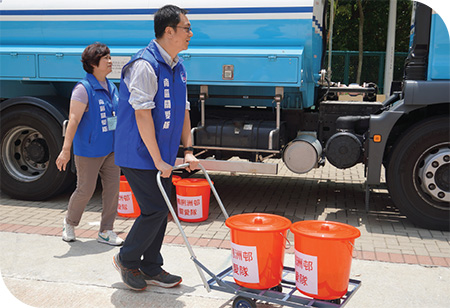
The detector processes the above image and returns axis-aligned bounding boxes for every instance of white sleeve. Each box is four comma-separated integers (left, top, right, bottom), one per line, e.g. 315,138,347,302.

186,89,190,110
123,60,157,110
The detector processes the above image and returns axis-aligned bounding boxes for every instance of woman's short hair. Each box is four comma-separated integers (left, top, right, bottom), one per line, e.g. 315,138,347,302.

81,43,110,74
154,5,188,39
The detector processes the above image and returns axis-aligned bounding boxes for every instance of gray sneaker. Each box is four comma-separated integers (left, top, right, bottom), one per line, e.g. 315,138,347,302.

113,253,147,291
62,219,75,242
140,269,182,288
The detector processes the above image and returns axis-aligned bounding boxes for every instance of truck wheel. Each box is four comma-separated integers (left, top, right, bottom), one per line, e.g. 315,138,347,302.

386,116,449,230
0,106,75,200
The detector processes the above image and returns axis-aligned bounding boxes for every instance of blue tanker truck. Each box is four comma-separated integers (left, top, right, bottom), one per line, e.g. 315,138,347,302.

0,0,449,230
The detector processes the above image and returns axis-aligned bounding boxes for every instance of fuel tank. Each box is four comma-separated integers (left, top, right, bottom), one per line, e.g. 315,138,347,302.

196,119,284,150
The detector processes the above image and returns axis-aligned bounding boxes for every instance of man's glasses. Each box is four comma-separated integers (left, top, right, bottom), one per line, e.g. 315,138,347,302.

176,26,192,33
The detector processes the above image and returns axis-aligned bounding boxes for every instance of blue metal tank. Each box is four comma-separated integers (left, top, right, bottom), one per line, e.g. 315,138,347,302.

0,0,325,108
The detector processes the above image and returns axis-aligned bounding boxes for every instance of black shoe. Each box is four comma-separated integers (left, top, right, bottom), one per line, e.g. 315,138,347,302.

140,269,182,288
113,253,147,291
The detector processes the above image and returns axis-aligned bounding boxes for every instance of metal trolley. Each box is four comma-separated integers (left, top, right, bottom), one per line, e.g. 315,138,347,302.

157,164,361,308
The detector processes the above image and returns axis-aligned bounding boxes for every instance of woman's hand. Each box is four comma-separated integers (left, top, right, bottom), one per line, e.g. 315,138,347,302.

56,149,71,171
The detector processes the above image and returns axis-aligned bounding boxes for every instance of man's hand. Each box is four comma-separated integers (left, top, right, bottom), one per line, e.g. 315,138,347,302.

184,153,199,172
155,160,173,178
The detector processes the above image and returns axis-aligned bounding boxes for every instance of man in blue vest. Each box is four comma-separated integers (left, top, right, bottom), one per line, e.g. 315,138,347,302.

113,5,198,291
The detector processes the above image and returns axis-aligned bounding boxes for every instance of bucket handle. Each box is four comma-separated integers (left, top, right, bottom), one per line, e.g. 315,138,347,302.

280,232,292,249
348,240,359,258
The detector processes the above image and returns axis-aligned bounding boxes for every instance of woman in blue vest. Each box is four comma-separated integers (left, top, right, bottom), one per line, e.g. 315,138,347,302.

56,43,123,246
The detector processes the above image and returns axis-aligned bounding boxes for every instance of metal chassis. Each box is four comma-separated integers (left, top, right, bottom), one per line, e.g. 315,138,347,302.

198,261,361,308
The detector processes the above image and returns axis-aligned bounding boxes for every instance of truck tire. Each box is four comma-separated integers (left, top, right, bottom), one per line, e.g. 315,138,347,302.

386,116,449,230
0,105,75,200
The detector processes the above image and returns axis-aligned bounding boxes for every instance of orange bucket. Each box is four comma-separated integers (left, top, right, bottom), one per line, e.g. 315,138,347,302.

172,175,182,185
174,178,212,222
290,221,360,300
118,175,141,218
225,213,291,290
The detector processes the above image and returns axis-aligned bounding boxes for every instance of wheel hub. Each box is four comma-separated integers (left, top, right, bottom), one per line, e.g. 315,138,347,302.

419,148,450,203
1,126,48,182
25,138,49,163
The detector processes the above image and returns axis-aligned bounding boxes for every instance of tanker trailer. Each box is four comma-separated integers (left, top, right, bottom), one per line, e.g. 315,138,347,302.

0,0,322,199
0,0,449,230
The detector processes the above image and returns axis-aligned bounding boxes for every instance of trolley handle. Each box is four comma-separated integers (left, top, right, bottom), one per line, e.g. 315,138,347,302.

156,163,229,292
172,163,190,171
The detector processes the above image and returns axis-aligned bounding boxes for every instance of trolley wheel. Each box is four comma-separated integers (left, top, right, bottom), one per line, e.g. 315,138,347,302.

325,298,341,304
233,296,257,308
269,284,283,292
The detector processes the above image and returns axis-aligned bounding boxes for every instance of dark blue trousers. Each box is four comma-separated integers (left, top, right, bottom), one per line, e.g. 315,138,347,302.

119,167,172,276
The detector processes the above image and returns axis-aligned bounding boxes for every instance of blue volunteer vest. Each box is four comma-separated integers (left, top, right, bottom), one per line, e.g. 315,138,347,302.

114,41,187,170
73,73,119,157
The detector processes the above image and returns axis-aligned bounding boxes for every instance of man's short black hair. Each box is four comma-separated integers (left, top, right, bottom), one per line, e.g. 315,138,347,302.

154,5,188,39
